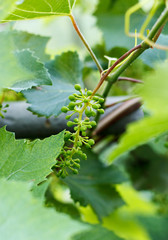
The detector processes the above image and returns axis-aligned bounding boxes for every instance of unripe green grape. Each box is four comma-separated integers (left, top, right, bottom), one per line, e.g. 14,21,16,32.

77,141,82,147
93,96,99,101
87,125,92,129
57,170,63,177
98,98,104,103
92,104,99,109
61,172,67,178
85,143,91,148
90,121,96,127
88,139,95,146
84,98,89,103
74,126,78,131
65,115,71,120
74,118,79,123
82,153,87,160
82,131,86,136
64,132,71,141
81,126,87,131
67,150,72,155
65,161,71,167
75,159,80,163
91,111,96,117
74,163,80,169
68,102,76,110
85,109,92,117
73,169,78,174
87,90,93,96
61,106,69,113
69,95,76,101
67,121,74,127
98,109,104,114
74,84,81,91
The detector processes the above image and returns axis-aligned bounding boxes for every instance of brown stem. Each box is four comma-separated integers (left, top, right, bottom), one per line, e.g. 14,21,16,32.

69,14,103,73
91,44,142,96
117,77,143,84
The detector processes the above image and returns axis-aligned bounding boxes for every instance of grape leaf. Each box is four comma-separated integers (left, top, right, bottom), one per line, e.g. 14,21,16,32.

0,126,64,184
0,31,51,92
4,0,76,21
0,179,89,240
10,30,50,62
22,51,83,117
109,61,168,162
138,216,168,240
63,149,127,221
72,226,125,240
0,0,17,20
94,0,143,50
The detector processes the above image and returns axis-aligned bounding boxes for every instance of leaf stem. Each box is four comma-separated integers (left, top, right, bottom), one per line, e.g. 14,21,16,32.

69,14,103,73
117,77,143,84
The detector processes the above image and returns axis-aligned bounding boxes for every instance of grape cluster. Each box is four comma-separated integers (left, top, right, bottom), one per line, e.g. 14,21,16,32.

0,103,9,118
56,84,104,178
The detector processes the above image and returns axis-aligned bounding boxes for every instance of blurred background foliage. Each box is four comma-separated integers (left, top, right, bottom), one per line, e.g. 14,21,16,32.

0,0,168,239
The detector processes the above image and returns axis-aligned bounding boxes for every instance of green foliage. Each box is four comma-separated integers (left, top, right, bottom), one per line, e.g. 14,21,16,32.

94,0,142,50
22,51,83,117
0,127,64,184
63,149,127,220
72,226,124,240
109,61,168,162
0,0,17,20
0,0,168,239
138,216,168,240
0,179,89,240
4,0,76,21
0,31,51,92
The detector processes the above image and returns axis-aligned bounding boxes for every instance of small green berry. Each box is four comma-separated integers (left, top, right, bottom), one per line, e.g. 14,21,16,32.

77,141,82,147
90,121,97,127
84,98,89,103
74,84,81,91
65,115,71,120
64,132,71,141
82,153,87,160
87,90,93,96
74,118,79,123
91,111,96,117
85,143,91,148
61,106,69,113
74,163,80,169
99,98,104,103
68,102,76,110
74,126,78,131
88,139,95,146
85,109,92,117
75,159,80,163
73,169,78,174
65,161,71,167
67,121,74,127
98,109,104,114
92,104,99,109
81,126,87,131
69,95,76,101
82,131,87,136
93,96,99,101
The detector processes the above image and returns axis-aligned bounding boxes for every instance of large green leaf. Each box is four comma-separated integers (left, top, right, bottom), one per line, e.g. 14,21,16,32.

4,0,76,21
0,179,89,240
22,51,83,117
138,216,168,240
0,0,17,20
109,61,168,162
10,30,50,62
64,149,127,220
0,31,51,92
72,226,125,240
94,0,143,50
0,127,64,184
